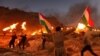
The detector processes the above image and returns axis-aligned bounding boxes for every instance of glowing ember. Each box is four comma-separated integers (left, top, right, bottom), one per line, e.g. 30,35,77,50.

21,22,26,30
31,29,41,35
3,23,18,32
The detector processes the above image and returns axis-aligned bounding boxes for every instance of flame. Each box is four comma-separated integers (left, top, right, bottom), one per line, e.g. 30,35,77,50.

77,23,86,30
75,23,86,33
51,27,54,30
31,31,37,35
10,23,18,32
21,22,26,30
10,23,18,29
3,27,10,31
31,29,41,35
31,29,48,35
31,26,51,35
3,23,18,32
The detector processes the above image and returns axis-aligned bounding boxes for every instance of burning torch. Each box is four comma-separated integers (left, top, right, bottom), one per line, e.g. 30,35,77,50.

2,23,18,38
21,21,26,34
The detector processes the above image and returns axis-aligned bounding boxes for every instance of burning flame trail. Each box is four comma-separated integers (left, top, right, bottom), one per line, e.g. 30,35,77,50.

3,27,10,31
21,22,26,30
3,23,18,32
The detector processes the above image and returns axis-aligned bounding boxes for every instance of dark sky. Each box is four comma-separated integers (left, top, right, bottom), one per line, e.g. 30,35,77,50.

0,0,99,14
0,0,100,27
0,0,97,12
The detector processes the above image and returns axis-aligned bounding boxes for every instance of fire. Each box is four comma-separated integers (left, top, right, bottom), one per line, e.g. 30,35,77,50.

31,29,48,35
75,23,86,33
10,23,18,32
51,27,54,30
31,29,41,35
3,27,10,31
21,22,26,30
3,23,18,32
31,31,37,35
77,23,86,30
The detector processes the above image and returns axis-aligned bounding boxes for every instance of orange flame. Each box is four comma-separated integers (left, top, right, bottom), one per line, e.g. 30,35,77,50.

31,31,37,35
31,29,48,35
75,23,87,33
31,29,41,35
3,23,18,32
3,27,10,31
21,22,26,30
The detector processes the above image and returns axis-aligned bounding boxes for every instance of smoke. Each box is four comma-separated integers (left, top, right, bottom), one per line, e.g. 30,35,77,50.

63,2,99,27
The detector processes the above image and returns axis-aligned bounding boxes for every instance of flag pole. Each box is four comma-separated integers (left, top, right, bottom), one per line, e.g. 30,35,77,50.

77,6,89,26
75,6,89,32
40,25,44,35
39,13,44,35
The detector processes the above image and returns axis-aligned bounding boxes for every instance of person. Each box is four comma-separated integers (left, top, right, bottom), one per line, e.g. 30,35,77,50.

18,34,27,49
42,34,46,49
9,33,17,48
53,26,75,56
80,31,98,56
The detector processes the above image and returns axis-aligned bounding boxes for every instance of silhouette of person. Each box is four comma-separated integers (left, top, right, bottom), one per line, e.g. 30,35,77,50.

52,26,75,56
53,26,65,56
18,34,27,49
41,34,46,49
9,33,17,48
80,31,98,56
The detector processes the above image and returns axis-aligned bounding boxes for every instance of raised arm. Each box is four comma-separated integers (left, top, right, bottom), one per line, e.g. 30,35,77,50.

63,27,76,35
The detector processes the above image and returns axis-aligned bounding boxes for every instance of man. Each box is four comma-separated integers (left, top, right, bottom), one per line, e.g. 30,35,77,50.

53,26,75,56
42,34,46,49
9,33,17,48
18,34,27,49
80,31,98,56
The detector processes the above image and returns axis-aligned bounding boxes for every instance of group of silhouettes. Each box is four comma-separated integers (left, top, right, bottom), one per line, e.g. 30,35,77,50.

9,33,27,49
8,26,99,56
52,26,98,56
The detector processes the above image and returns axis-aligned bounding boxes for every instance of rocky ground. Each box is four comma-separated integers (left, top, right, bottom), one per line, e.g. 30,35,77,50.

0,32,100,56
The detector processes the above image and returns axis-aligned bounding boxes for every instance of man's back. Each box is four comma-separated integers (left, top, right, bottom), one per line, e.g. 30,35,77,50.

53,32,64,47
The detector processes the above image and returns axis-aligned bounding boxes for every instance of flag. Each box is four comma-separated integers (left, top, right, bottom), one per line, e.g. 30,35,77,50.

81,7,94,27
39,13,52,32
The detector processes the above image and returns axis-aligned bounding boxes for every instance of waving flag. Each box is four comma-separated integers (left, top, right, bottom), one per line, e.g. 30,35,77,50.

39,13,52,32
81,7,94,27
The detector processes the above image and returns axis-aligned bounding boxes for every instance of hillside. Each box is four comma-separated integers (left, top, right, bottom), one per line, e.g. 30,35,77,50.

0,6,61,35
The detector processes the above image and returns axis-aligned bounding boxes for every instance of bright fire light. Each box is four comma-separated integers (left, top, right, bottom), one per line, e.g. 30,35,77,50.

77,23,86,30
31,31,37,35
3,27,10,31
31,30,41,35
75,23,86,33
31,29,47,36
51,27,54,30
10,23,18,29
3,23,18,32
21,22,26,30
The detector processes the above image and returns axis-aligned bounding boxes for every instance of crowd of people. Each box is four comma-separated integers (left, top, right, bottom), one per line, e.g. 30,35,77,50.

8,26,99,56
9,33,27,50
53,26,98,56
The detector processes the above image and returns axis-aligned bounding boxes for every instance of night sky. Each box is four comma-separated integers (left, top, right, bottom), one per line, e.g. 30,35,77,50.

0,0,100,27
0,0,98,13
